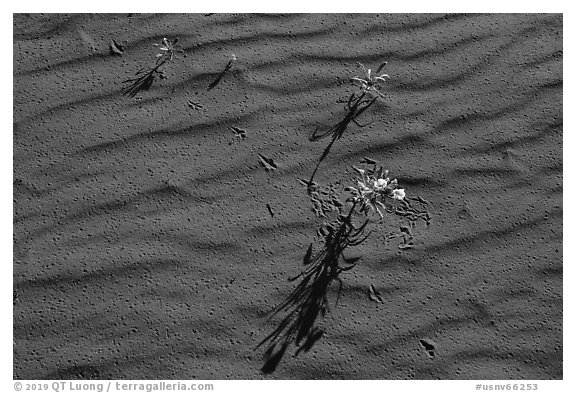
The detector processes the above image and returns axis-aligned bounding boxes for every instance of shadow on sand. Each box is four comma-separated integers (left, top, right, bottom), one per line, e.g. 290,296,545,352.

307,92,377,188
256,201,369,373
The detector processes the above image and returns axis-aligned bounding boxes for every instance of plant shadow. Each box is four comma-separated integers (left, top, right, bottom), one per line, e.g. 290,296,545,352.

307,92,377,188
207,57,236,91
256,202,370,374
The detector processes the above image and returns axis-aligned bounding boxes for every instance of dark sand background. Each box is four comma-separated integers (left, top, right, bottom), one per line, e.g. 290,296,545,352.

13,13,562,379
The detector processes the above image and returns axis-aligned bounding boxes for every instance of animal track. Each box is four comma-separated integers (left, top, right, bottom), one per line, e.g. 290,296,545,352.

266,203,274,217
109,39,124,56
231,126,247,139
305,181,343,218
188,100,204,110
257,154,277,171
368,284,383,303
398,236,414,249
419,338,436,357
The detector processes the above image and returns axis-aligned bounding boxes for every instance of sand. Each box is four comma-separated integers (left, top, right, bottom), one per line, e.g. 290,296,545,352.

13,13,562,379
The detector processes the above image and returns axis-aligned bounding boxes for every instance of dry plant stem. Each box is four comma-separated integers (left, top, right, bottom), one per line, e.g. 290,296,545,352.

307,92,377,188
207,58,235,91
257,201,370,373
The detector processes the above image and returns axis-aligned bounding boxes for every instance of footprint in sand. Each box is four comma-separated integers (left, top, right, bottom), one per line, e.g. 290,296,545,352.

368,284,383,303
231,126,247,139
419,338,436,357
78,29,97,52
503,148,529,177
257,154,278,171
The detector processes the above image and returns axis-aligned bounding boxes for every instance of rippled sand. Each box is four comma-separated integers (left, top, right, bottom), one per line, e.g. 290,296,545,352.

13,13,562,379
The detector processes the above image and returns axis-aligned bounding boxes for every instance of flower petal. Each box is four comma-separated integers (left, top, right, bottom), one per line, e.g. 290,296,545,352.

392,189,406,200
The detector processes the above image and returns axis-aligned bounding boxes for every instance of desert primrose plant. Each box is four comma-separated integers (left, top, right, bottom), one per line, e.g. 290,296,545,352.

350,61,390,99
258,163,430,373
122,37,184,98
347,165,405,219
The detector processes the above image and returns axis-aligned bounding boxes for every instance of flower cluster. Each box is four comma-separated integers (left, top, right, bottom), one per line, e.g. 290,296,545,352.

346,165,405,219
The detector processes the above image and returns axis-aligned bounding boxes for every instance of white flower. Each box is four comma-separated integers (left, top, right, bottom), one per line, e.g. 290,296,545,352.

391,189,405,200
375,178,388,189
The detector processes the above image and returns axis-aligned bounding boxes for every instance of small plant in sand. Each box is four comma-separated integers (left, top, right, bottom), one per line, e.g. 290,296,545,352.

346,165,405,219
350,61,390,99
258,163,430,373
122,37,184,98
307,61,389,186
